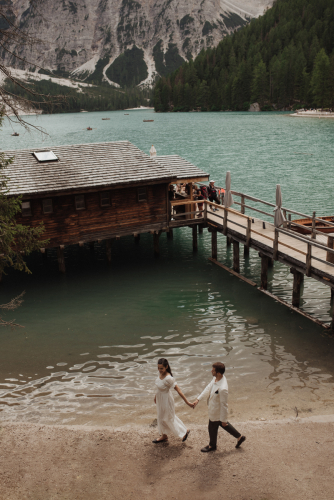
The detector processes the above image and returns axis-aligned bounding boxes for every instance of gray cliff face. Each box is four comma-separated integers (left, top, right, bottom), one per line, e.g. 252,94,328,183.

7,0,273,86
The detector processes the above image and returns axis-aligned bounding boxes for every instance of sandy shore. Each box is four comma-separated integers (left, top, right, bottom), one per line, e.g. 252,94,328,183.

0,416,333,500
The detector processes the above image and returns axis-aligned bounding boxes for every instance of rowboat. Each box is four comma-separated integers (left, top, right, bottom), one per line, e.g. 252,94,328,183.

143,119,154,122
102,118,110,120
291,216,334,235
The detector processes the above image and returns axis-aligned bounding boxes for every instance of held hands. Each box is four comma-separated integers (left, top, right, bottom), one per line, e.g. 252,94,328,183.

185,400,195,408
192,399,199,409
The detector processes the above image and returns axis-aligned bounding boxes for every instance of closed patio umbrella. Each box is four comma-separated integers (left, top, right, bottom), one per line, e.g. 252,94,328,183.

150,145,157,158
224,171,234,208
274,184,286,227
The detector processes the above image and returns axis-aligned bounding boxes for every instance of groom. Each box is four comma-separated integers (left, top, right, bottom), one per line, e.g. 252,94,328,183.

193,362,246,452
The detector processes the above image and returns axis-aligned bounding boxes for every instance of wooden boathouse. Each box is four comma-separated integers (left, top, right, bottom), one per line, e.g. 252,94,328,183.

4,141,334,330
4,141,209,270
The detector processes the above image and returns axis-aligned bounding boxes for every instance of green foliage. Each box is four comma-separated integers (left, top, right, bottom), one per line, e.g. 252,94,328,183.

202,21,216,36
4,77,152,113
311,48,330,107
0,117,47,276
220,13,247,30
154,0,334,112
153,41,185,78
85,56,110,85
180,14,194,34
106,46,148,87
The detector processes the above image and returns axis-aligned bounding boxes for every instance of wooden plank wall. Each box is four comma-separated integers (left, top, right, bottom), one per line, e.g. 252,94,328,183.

16,184,168,247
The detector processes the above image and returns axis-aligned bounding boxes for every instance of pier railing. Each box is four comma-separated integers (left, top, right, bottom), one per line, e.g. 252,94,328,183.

171,185,334,273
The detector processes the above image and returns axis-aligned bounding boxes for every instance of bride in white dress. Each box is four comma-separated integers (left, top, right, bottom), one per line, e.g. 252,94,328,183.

153,358,193,444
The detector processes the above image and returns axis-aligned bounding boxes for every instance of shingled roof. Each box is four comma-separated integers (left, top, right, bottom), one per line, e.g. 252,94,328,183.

3,141,209,197
155,155,210,182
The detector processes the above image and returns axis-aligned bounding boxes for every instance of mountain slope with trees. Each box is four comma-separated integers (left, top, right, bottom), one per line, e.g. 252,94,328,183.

154,0,334,111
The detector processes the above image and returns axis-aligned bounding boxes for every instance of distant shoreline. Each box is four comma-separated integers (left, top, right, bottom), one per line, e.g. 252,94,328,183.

290,110,334,118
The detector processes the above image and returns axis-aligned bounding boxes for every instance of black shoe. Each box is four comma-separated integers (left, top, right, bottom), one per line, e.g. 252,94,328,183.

236,436,246,449
182,430,190,442
152,439,168,444
201,445,216,453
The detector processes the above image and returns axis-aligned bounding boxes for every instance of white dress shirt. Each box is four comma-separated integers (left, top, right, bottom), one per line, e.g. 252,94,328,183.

197,375,228,422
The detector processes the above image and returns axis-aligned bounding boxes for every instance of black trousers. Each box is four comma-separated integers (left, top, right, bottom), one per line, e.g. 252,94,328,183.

209,195,220,205
208,420,241,449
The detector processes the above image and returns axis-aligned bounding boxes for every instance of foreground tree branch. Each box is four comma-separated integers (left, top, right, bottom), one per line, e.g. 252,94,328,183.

0,0,67,128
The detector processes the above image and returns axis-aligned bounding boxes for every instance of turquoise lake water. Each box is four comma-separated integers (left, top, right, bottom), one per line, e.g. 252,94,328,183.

1,110,334,426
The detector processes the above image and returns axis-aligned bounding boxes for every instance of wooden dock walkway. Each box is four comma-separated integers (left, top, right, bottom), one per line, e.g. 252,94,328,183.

170,191,334,330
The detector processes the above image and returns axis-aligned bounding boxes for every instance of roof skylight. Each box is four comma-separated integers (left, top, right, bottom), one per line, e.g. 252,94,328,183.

33,151,58,162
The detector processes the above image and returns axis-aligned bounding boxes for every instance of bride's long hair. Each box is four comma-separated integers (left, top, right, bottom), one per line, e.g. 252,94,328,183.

158,358,173,377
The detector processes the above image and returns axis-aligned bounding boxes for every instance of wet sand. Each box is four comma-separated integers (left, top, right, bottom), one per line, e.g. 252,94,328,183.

1,416,333,500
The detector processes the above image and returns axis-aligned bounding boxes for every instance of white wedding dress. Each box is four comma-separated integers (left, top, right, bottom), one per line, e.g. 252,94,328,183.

155,374,187,439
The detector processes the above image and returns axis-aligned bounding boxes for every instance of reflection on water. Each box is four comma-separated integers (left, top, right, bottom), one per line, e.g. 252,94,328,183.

1,111,334,425
1,230,334,425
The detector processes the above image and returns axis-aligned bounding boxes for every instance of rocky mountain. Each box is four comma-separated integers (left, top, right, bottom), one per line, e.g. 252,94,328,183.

7,0,273,87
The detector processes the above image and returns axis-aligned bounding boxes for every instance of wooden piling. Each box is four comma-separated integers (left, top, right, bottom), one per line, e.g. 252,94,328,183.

57,246,66,273
290,267,304,307
192,225,198,251
134,233,140,243
306,243,312,277
259,253,268,290
233,240,240,273
311,211,316,239
244,245,249,257
106,239,113,264
226,236,232,247
211,229,217,260
327,236,334,264
154,231,162,256
198,225,203,234
167,228,173,240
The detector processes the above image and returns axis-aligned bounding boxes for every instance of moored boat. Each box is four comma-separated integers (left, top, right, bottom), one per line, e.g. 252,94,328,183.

291,216,334,234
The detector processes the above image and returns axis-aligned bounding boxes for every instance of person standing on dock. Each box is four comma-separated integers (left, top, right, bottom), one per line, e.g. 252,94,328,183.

207,181,220,212
153,358,193,444
193,362,246,452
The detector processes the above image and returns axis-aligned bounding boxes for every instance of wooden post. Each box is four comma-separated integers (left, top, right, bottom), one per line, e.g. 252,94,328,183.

198,225,203,234
268,257,274,268
233,240,240,273
226,236,232,247
204,201,208,223
244,217,251,257
106,239,112,264
134,233,140,243
273,228,279,260
190,182,194,220
57,246,66,273
327,236,334,263
223,208,228,235
306,243,312,277
259,253,268,290
311,211,316,239
211,229,217,260
331,288,334,303
167,228,173,240
290,268,304,307
153,231,162,256
192,225,198,251
241,195,245,215
288,213,291,230
283,209,287,229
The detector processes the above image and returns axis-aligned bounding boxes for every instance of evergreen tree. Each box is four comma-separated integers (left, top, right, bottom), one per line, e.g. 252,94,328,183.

311,48,330,107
